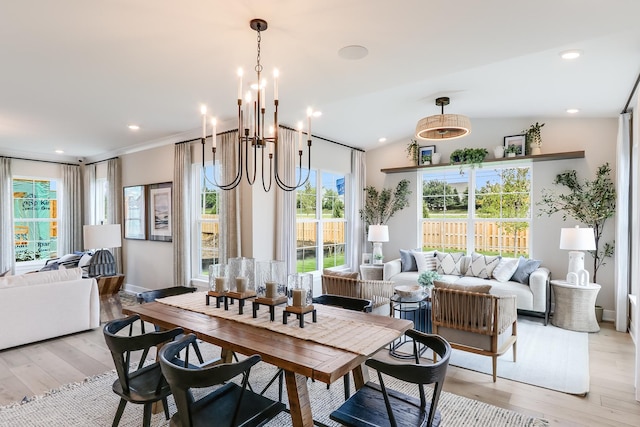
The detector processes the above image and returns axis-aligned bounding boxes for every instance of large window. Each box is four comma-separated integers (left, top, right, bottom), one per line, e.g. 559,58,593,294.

296,170,347,273
422,166,531,257
192,164,220,279
13,178,58,262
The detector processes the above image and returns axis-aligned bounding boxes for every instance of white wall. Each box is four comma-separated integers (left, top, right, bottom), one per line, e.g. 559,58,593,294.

366,118,618,314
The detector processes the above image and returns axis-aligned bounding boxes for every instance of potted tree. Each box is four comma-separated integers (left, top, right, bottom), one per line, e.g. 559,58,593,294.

359,179,412,227
538,163,616,283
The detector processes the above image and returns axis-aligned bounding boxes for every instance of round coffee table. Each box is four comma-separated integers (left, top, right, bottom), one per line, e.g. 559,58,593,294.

550,280,601,332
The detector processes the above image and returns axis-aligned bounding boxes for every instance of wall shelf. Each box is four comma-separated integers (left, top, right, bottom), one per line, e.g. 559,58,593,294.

381,150,585,174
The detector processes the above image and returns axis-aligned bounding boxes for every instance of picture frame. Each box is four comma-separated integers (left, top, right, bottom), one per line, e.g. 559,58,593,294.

123,185,146,240
147,182,173,242
503,134,526,157
419,145,436,165
362,253,372,265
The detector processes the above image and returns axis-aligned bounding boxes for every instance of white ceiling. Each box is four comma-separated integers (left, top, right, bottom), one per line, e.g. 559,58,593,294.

1,0,639,163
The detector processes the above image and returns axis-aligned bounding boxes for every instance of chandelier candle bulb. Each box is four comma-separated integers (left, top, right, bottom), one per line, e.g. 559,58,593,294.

211,118,217,148
297,121,303,151
307,108,312,140
273,69,279,100
237,68,243,100
236,277,248,293
200,105,207,139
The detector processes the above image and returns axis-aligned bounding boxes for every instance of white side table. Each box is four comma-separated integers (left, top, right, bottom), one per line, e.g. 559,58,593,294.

550,280,601,332
360,264,384,281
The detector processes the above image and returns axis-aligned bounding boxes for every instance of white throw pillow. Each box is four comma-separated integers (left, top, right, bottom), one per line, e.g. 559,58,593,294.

411,250,436,272
465,252,501,279
492,257,520,282
435,251,465,275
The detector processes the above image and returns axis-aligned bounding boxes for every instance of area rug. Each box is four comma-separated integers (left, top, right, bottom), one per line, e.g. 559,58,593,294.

449,317,589,395
0,352,548,427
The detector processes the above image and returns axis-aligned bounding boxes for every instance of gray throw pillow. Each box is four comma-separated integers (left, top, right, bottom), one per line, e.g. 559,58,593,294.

399,248,421,272
511,257,541,284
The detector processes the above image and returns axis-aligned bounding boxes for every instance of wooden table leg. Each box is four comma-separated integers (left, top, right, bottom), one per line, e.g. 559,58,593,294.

284,370,314,427
220,348,234,363
352,363,370,390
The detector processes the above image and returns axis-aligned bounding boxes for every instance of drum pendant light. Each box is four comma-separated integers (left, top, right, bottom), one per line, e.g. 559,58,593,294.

415,97,471,140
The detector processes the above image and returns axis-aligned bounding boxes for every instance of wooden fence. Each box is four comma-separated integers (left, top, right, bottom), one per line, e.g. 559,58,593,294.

296,221,346,246
422,221,529,255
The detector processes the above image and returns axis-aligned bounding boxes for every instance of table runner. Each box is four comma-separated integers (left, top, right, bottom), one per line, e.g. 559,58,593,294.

156,292,401,355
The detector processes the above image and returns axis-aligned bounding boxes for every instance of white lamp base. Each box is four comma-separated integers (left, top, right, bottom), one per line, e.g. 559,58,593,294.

566,251,585,276
372,242,384,265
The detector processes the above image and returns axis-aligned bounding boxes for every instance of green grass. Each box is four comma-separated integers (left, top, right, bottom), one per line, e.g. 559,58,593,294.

297,253,346,273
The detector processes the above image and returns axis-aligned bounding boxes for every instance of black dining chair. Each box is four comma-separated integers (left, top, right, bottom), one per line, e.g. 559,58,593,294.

159,333,285,427
330,330,451,427
103,314,194,427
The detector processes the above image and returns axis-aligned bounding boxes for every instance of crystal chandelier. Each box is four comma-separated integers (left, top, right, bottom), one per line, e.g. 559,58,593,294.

200,19,318,192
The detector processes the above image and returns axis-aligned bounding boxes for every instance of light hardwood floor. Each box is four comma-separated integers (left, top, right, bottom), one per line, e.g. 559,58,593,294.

0,304,638,426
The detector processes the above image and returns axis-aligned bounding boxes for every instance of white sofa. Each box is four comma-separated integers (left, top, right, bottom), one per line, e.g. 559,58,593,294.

0,268,100,350
384,255,551,324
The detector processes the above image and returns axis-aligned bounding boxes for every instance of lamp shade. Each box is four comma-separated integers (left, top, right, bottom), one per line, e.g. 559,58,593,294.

559,226,595,251
84,224,122,250
368,224,389,242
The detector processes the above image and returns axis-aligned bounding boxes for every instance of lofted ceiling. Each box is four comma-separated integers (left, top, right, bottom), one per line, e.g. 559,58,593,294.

0,0,639,163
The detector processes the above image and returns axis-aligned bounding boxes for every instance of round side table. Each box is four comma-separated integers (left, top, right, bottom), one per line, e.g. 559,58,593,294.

389,293,431,358
550,280,601,332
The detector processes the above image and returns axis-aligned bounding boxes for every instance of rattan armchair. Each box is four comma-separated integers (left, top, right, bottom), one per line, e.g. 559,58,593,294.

431,287,517,382
321,274,395,309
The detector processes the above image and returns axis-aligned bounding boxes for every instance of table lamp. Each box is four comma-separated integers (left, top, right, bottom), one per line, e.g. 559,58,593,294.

368,224,389,265
559,225,595,285
84,224,122,277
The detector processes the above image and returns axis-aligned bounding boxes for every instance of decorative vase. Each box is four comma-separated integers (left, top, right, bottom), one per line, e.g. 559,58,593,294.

493,146,504,159
431,153,441,164
531,146,541,155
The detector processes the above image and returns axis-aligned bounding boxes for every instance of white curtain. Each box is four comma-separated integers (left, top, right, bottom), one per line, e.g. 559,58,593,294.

60,164,83,254
348,150,366,272
173,143,192,286
275,127,297,274
0,158,14,273
219,131,241,262
615,113,632,332
106,158,123,273
83,164,97,226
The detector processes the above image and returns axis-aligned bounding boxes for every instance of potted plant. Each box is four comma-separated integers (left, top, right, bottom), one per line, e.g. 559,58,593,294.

417,270,440,289
406,139,419,166
449,148,488,171
421,154,432,165
505,144,520,157
538,163,616,283
359,179,412,227
523,122,545,155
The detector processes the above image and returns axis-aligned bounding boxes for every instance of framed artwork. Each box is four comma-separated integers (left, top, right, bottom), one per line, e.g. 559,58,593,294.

419,145,436,164
362,253,372,265
147,182,173,242
504,134,526,157
123,185,146,240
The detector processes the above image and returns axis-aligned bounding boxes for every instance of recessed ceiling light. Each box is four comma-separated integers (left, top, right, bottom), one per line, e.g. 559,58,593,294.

566,108,580,114
128,125,140,130
55,150,64,154
560,50,582,60
338,45,369,60
378,137,387,143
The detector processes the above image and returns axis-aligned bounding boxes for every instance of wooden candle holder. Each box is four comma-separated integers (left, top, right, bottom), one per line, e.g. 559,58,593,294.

224,290,257,315
283,304,316,328
252,295,288,321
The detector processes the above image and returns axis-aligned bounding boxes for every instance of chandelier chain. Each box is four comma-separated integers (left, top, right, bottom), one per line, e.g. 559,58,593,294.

255,26,263,73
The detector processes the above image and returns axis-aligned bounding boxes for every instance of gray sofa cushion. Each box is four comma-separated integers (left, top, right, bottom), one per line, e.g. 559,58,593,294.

511,257,541,284
399,248,420,272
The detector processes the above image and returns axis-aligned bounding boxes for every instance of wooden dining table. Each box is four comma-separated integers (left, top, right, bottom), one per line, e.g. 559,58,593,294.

123,299,412,427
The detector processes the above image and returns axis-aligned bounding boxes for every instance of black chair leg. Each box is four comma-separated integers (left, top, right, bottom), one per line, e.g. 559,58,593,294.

112,398,127,427
142,403,152,427
162,397,170,420
343,373,350,401
278,370,284,402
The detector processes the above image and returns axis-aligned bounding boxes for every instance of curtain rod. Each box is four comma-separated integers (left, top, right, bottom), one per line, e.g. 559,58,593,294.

85,155,120,166
0,155,79,166
175,126,365,152
622,69,640,114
